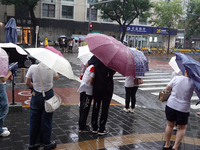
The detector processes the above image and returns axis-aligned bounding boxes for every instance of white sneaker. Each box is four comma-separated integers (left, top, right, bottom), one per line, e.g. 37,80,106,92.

129,108,134,113
0,130,10,137
3,127,8,131
123,108,129,112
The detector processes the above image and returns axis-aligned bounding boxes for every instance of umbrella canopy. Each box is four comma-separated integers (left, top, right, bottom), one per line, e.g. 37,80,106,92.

129,47,149,76
25,48,74,79
5,18,17,44
79,35,85,39
43,46,64,57
60,35,66,38
175,52,200,99
0,43,27,55
85,33,135,77
0,48,8,77
74,37,79,40
169,56,181,74
78,45,93,65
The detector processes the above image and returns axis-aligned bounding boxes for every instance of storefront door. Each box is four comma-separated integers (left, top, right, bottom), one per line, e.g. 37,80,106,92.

17,27,32,45
126,34,148,49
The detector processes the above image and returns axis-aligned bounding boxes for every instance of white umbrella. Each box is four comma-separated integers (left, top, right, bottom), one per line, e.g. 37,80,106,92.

59,35,66,38
77,45,93,65
25,48,74,79
169,56,181,74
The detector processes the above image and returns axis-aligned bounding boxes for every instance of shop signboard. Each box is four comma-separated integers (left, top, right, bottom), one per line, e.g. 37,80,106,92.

123,25,152,34
152,27,177,35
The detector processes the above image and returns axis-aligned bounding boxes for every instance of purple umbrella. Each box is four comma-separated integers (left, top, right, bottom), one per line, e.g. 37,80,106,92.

129,47,149,76
175,52,200,100
5,18,17,44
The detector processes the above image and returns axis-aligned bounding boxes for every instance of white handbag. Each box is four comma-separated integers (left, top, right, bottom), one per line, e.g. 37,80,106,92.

38,65,62,113
44,94,62,113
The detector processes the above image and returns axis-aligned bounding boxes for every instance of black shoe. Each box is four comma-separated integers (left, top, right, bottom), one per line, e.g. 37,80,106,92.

98,129,109,135
163,145,172,150
44,141,57,150
28,144,40,150
91,130,98,134
79,125,91,133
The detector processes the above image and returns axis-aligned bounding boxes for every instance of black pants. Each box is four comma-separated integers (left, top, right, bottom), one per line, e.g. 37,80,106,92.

125,86,138,109
91,93,112,132
79,92,92,130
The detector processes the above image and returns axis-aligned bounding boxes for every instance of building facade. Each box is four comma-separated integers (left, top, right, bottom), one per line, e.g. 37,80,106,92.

0,0,177,49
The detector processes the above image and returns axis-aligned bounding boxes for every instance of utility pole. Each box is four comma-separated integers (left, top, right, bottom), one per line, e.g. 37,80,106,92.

88,0,120,33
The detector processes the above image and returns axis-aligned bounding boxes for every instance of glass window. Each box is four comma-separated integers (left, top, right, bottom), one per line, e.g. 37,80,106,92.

62,0,74,1
87,0,98,4
154,37,157,42
139,16,147,25
87,8,97,21
42,3,55,17
103,18,113,23
62,5,74,19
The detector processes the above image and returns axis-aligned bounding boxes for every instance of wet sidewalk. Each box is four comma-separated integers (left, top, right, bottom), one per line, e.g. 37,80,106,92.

2,105,200,150
1,53,200,150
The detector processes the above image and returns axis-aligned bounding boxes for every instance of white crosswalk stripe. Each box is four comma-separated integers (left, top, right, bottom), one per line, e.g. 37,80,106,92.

114,70,200,104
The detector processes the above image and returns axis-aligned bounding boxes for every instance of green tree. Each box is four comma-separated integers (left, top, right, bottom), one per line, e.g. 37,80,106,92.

94,0,151,42
185,0,200,40
1,0,39,44
149,0,183,54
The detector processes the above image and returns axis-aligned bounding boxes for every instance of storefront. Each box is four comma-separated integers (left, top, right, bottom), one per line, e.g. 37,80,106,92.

123,25,177,49
14,18,33,46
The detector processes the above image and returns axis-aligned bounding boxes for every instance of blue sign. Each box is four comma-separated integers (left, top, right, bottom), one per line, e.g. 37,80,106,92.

152,27,176,35
121,25,177,35
124,25,152,34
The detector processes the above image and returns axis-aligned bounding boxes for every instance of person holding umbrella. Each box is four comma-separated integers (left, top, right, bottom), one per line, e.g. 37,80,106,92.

25,62,59,150
86,55,115,135
163,70,196,150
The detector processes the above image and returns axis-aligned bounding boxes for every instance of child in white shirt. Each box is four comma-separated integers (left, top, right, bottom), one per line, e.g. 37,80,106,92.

77,65,95,132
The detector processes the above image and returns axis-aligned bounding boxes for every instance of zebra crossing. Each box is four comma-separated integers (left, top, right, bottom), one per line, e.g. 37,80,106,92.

114,70,200,109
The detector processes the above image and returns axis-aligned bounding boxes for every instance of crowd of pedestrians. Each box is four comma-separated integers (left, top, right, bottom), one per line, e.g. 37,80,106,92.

0,45,199,150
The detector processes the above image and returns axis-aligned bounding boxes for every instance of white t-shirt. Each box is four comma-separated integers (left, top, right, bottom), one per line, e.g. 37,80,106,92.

167,76,195,112
125,76,138,87
26,63,57,92
77,65,95,95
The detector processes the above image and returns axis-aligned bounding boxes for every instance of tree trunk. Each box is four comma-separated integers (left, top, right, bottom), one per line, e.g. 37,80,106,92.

167,32,171,54
120,28,126,43
29,5,36,46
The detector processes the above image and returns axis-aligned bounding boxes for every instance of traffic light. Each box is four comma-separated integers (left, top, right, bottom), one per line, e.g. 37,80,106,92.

89,23,93,32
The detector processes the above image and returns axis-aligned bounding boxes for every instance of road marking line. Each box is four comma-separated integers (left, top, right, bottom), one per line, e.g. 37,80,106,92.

139,87,166,90
55,132,200,149
140,82,169,86
143,79,171,82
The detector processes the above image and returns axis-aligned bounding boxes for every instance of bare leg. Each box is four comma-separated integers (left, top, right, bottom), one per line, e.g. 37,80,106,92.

172,125,187,150
164,121,176,148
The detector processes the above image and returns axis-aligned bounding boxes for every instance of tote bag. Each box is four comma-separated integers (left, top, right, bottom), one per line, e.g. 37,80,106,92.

158,89,171,102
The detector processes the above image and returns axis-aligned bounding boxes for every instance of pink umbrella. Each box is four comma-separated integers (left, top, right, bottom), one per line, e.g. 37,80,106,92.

44,46,64,58
85,33,135,77
0,48,8,77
